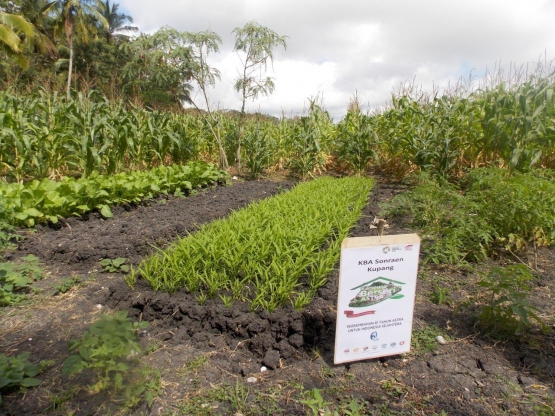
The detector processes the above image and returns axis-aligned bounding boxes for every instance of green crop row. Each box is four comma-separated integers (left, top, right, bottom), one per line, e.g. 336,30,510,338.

134,176,374,311
0,161,228,227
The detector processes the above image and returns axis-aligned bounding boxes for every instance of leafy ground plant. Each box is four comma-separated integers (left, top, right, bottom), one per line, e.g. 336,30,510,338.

100,258,129,273
0,255,43,306
0,162,228,227
0,352,50,405
62,311,160,408
474,265,548,336
53,277,81,295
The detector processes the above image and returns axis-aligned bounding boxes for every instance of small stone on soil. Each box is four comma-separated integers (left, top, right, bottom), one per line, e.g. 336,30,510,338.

435,335,446,345
246,377,257,383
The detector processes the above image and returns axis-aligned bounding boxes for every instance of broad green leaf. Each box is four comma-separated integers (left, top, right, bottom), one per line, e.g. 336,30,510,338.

99,205,113,218
19,377,41,387
62,355,86,375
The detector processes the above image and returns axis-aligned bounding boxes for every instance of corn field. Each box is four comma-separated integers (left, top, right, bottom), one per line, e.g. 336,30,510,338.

1,67,555,183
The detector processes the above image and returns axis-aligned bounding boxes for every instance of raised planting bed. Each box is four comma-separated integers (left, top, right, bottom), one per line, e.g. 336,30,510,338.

0,161,227,226
134,176,374,311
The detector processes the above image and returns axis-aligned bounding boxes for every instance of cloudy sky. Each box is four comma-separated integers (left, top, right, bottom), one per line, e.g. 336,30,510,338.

118,0,555,119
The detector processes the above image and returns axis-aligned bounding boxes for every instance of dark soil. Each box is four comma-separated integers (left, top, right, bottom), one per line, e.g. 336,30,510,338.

1,177,554,416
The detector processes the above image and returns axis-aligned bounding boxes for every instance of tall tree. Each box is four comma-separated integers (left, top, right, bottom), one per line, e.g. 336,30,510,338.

97,0,136,43
186,30,228,169
43,0,108,97
120,26,194,109
232,21,287,171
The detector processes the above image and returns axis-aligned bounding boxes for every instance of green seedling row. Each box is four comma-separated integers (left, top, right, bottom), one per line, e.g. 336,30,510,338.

0,161,227,226
136,176,374,311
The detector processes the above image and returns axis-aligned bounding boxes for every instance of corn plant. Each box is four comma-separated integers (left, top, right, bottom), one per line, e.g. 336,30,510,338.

335,97,379,175
287,100,334,180
242,122,274,178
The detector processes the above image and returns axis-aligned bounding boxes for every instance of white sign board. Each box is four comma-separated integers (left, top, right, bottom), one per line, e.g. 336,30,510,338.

334,234,421,364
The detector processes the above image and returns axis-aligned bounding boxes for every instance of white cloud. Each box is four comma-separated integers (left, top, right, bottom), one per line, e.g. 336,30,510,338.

118,0,555,118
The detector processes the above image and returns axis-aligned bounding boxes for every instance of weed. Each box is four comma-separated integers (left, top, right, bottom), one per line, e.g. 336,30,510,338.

319,365,336,379
474,265,548,336
381,173,493,265
382,168,555,265
177,384,229,415
380,378,407,398
534,403,555,416
430,284,452,306
339,398,369,416
0,255,43,306
300,388,332,416
253,384,288,415
228,380,250,413
411,325,448,355
47,386,80,411
62,311,159,409
99,257,129,273
181,354,210,375
54,277,81,295
0,352,50,404
120,366,162,409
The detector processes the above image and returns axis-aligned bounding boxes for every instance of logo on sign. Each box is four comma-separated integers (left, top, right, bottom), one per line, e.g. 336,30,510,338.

405,245,413,251
399,341,405,345
390,342,396,347
382,246,391,254
370,331,378,341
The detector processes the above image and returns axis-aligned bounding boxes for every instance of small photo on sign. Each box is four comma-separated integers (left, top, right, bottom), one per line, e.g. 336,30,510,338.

348,277,404,308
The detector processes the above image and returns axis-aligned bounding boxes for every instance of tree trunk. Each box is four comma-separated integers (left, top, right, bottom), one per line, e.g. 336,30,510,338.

236,96,246,172
66,35,73,99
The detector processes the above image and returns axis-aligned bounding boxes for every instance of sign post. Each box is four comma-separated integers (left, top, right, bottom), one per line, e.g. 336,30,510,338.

334,234,421,364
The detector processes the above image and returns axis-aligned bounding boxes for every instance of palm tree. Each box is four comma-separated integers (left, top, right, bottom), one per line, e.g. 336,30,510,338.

0,11,34,66
97,0,137,43
0,10,55,67
42,0,108,97
17,0,57,56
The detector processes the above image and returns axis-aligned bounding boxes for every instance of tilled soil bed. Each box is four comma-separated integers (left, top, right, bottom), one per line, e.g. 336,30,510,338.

1,177,554,416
